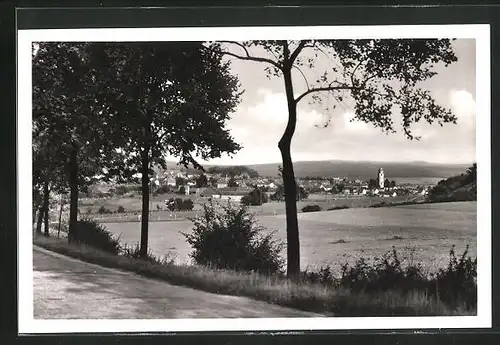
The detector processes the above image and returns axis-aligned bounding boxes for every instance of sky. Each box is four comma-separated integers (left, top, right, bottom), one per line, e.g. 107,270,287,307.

173,39,476,166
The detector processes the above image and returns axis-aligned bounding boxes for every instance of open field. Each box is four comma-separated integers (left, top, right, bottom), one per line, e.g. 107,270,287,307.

81,193,423,224
103,201,476,272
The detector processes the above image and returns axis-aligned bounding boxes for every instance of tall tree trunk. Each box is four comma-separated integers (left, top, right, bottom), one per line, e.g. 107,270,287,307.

139,148,150,258
68,142,79,243
43,181,50,237
279,58,301,280
35,205,44,236
57,193,64,238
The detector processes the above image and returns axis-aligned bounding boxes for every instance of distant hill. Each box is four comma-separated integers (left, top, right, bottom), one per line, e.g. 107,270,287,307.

161,160,471,180
427,164,477,202
244,160,471,179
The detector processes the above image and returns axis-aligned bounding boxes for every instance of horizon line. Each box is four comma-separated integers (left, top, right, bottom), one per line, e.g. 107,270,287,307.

166,158,474,168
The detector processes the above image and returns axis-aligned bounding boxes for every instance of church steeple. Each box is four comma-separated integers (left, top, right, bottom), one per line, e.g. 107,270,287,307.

378,168,385,189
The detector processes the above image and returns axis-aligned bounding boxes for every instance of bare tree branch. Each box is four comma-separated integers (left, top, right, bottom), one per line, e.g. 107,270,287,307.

295,84,357,104
292,64,310,92
350,60,364,86
289,40,308,64
217,41,282,69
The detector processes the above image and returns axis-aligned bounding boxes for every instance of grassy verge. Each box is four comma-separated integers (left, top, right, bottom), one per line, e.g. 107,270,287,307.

33,235,474,317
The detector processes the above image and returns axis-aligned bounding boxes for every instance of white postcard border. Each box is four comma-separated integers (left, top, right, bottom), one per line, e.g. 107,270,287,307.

17,24,491,334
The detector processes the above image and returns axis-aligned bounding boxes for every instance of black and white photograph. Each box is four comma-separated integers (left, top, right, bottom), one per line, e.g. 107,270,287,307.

17,23,491,333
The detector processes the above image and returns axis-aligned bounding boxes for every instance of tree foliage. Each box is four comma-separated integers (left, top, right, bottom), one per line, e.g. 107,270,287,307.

196,174,208,188
212,39,458,278
183,203,284,274
241,187,268,206
89,42,242,256
32,42,116,240
207,165,260,178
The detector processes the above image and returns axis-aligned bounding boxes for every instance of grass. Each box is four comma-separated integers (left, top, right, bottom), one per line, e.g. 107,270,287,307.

33,235,474,317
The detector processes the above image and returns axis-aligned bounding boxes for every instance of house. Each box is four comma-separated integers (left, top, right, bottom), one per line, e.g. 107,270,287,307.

320,185,332,192
217,182,228,189
199,187,218,198
165,177,176,187
210,187,252,203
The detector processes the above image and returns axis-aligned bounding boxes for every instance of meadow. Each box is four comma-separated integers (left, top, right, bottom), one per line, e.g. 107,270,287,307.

103,201,477,273
80,192,422,224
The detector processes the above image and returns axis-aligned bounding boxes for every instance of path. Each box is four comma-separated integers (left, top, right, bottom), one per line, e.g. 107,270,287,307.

33,246,320,319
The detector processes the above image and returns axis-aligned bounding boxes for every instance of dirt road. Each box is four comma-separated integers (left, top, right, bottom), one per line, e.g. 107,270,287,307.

33,246,320,319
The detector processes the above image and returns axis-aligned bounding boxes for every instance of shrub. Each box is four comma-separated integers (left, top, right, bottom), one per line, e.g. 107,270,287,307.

327,205,350,211
70,218,121,255
166,198,194,211
241,188,268,206
97,205,112,214
121,243,163,265
182,202,284,275
183,199,194,211
155,185,172,195
241,195,252,206
302,205,322,213
117,205,125,213
301,266,336,286
322,245,477,311
433,245,477,309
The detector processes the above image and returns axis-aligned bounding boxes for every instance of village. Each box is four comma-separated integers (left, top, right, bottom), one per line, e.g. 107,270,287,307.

150,166,431,205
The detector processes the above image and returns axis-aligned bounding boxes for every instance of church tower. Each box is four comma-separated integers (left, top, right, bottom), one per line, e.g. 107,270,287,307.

378,168,385,189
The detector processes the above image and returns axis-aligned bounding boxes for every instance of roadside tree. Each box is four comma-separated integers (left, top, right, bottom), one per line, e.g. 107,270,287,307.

212,39,458,278
93,42,242,257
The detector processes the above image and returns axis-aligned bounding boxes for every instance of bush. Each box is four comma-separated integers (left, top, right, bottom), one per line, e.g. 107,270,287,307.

302,205,322,213
301,245,477,311
70,218,121,255
183,199,194,210
97,205,112,214
155,185,172,195
166,198,194,211
433,245,477,309
121,243,163,265
327,205,350,211
182,202,284,275
241,188,268,206
117,205,125,213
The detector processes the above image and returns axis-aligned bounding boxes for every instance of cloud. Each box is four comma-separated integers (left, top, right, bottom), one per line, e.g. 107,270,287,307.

449,89,476,128
196,40,477,165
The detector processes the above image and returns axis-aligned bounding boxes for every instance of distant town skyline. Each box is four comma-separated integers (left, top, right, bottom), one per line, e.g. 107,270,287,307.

166,39,476,167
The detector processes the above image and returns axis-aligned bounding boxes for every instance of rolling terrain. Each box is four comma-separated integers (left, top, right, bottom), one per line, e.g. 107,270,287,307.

164,160,471,179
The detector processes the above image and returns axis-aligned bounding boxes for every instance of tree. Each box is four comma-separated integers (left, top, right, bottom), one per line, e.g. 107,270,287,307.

336,183,346,194
242,187,268,206
33,42,114,242
196,174,208,188
297,186,308,200
176,176,188,187
270,183,307,202
368,178,378,189
212,39,458,278
390,180,397,188
93,42,242,257
228,177,238,188
465,163,477,184
384,178,391,188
